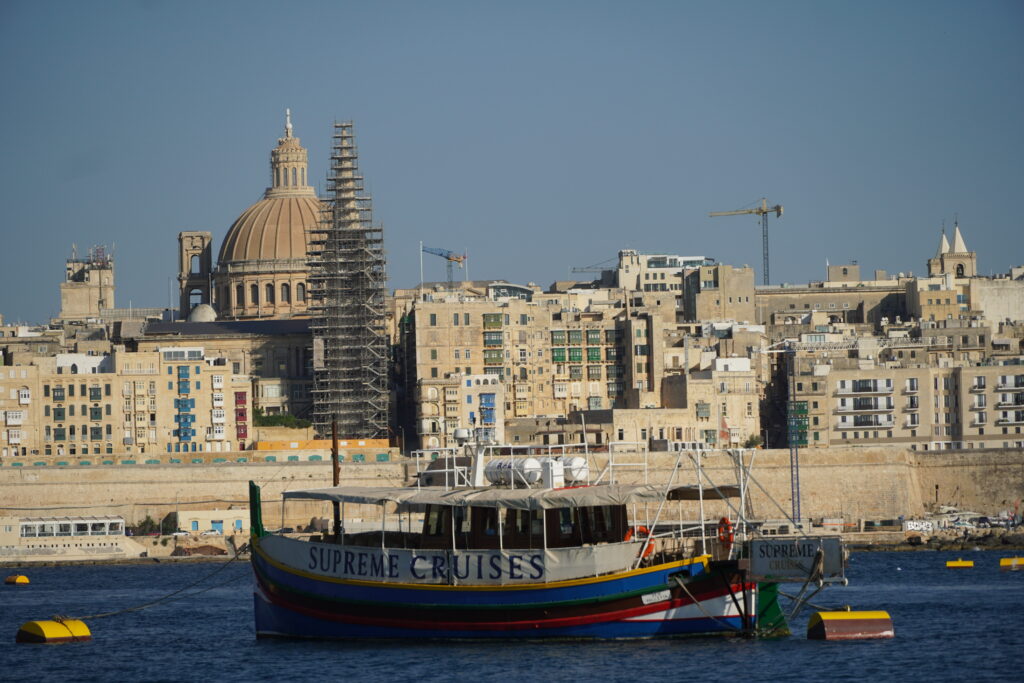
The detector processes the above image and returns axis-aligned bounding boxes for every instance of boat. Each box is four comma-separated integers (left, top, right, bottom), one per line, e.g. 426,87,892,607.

249,438,841,640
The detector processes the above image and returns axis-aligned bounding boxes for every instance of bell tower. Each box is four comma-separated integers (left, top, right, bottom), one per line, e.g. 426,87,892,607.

178,231,213,318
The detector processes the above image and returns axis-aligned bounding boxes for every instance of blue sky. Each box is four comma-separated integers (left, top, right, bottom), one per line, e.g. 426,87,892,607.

1,0,1021,323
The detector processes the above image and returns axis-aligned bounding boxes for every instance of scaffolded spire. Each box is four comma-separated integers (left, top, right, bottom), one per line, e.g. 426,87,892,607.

307,122,389,439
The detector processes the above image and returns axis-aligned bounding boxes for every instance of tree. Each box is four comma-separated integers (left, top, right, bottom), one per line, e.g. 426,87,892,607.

742,434,763,449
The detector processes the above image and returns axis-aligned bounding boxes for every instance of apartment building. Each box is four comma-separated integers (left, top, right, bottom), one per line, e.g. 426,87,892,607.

0,348,252,460
416,373,506,448
790,352,1024,451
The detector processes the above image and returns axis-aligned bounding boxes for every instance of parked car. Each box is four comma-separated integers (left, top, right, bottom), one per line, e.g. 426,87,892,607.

201,529,223,536
172,531,191,537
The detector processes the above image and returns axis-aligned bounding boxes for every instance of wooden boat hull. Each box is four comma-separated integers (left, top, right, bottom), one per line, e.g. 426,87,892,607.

252,536,757,640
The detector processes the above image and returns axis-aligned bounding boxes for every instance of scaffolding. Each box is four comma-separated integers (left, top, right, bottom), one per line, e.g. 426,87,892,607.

307,122,389,439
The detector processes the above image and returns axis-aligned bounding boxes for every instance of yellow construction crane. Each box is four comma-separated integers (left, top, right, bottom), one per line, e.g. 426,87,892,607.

709,198,783,286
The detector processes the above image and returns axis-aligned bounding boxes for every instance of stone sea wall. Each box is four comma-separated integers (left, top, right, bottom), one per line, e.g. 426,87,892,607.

1,447,1021,526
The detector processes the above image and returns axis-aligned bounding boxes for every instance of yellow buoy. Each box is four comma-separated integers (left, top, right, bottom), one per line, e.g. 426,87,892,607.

807,611,894,640
1000,557,1023,571
4,574,29,585
16,619,92,644
946,558,974,568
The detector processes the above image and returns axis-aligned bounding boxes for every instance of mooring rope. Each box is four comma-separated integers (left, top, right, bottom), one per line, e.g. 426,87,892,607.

671,575,742,632
61,554,247,622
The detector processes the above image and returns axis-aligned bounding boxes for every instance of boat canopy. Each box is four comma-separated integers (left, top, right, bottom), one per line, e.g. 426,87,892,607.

282,483,739,510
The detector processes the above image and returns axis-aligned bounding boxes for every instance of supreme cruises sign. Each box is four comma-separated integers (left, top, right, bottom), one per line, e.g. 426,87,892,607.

747,537,846,583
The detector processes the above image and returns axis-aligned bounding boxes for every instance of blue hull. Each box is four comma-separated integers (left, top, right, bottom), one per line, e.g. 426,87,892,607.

254,587,746,640
252,538,755,640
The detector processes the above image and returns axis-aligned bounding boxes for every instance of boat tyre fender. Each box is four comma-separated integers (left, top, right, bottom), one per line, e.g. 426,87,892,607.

717,517,734,550
624,525,654,559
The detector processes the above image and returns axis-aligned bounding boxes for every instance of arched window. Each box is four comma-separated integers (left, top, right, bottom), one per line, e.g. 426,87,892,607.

291,167,297,186
296,282,306,302
281,283,291,303
190,254,200,273
251,284,259,306
956,264,965,277
189,289,202,308
236,284,244,307
301,168,305,186
265,283,275,304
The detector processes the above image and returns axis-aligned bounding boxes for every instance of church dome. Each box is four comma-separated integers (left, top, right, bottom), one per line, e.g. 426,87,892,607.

218,194,321,262
212,110,320,320
187,303,218,323
217,110,322,265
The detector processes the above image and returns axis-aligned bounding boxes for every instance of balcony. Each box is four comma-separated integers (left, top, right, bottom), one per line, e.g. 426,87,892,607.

969,384,987,393
996,417,1024,425
836,383,893,396
836,403,894,413
996,400,1024,409
969,403,988,411
836,417,895,430
996,382,1024,392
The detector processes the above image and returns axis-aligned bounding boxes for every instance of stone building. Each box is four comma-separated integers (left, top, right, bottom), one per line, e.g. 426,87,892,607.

683,263,756,323
0,347,253,460
786,336,1024,451
416,373,506,448
58,246,114,322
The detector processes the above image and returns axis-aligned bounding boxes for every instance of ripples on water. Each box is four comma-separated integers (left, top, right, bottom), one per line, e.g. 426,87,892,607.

1,550,1020,682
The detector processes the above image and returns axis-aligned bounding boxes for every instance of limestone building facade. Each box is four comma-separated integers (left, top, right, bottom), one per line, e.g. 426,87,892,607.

0,347,253,460
58,247,114,322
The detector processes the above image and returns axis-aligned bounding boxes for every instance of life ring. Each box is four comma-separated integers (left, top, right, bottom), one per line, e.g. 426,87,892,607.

625,526,654,559
717,516,734,549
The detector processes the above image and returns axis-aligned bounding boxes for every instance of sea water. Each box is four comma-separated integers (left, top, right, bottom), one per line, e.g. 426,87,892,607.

1,550,1021,682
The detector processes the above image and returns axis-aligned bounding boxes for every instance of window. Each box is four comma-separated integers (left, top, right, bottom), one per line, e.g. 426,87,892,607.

296,282,306,302
281,283,290,303
250,284,259,305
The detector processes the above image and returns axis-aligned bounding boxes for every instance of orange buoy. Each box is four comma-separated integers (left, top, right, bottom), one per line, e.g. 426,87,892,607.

4,575,29,585
807,611,894,640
